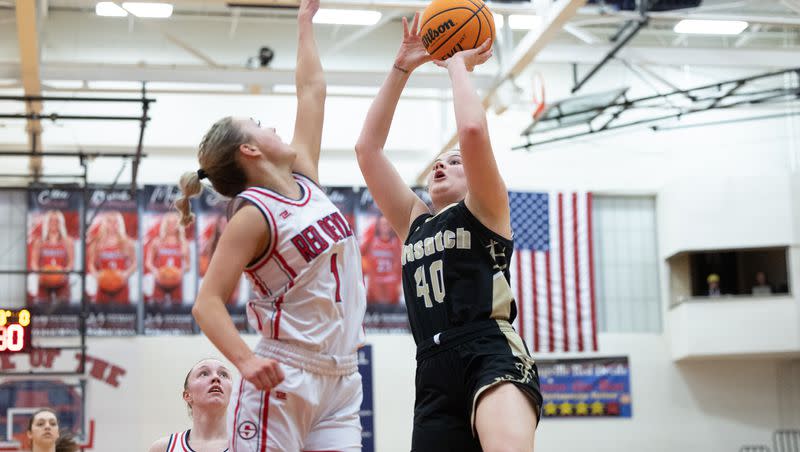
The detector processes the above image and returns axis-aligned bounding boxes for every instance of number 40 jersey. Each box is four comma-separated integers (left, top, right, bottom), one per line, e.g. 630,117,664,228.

401,200,517,345
233,173,366,356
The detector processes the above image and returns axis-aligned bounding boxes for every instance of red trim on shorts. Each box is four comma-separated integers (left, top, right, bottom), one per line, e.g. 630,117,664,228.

250,180,311,207
260,391,271,452
231,378,245,452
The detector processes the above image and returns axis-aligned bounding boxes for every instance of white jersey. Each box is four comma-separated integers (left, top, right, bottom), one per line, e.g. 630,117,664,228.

166,430,228,452
235,173,366,356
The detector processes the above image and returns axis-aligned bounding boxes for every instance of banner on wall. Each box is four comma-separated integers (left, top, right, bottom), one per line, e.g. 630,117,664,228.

538,356,632,418
358,345,374,452
26,187,83,336
84,187,139,335
355,188,408,333
196,188,250,332
141,185,197,335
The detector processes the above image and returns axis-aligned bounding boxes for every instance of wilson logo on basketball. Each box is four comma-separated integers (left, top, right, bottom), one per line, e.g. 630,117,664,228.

422,19,456,48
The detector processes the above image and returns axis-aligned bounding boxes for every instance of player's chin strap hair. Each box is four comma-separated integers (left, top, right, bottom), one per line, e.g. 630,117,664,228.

197,168,208,180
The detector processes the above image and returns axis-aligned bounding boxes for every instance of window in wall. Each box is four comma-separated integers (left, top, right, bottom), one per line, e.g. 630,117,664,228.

688,248,790,297
592,196,661,333
0,189,28,308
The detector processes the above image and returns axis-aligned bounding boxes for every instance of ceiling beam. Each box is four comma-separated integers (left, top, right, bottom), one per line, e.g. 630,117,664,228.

415,0,587,183
0,61,496,90
15,0,43,180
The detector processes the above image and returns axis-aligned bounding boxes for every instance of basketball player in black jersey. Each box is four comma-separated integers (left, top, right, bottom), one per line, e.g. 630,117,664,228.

355,12,542,452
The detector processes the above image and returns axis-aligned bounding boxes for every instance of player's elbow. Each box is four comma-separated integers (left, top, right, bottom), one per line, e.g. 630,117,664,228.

458,121,487,141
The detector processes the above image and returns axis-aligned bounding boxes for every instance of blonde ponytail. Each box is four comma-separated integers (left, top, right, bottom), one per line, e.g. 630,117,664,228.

176,171,203,226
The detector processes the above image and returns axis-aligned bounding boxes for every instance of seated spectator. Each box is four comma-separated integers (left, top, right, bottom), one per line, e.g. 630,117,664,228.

751,271,773,296
707,273,722,297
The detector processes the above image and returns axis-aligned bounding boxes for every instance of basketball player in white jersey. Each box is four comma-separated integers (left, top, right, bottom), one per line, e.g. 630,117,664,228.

148,359,232,452
174,0,366,450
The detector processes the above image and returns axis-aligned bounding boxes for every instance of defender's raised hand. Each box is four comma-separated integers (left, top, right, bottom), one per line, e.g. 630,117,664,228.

298,0,319,21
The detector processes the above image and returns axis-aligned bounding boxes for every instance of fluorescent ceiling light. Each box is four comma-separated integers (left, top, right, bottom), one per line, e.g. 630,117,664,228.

313,9,381,26
492,13,540,30
147,82,244,92
43,80,86,89
122,2,173,18
88,80,144,90
96,2,128,17
674,19,748,35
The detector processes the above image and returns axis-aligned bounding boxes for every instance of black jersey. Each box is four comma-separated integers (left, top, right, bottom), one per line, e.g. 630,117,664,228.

401,201,516,345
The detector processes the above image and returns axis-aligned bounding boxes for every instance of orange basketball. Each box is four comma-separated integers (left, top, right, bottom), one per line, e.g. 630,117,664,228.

420,0,494,61
157,266,182,290
40,264,67,289
98,269,124,294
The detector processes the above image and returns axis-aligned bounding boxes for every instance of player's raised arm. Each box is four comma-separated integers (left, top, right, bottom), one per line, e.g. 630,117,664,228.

355,13,432,239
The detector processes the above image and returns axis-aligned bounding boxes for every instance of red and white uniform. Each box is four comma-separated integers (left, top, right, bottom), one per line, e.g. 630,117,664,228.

37,241,70,299
165,430,228,452
95,243,130,303
362,235,402,304
40,242,68,268
153,241,184,300
228,173,367,452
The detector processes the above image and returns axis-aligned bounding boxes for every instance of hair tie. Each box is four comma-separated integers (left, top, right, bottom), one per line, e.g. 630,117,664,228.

197,168,208,180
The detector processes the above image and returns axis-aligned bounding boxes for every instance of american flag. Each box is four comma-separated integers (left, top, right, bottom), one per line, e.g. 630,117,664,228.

509,191,598,353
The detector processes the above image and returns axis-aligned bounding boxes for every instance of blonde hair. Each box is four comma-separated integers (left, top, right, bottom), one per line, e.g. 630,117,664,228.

42,210,68,242
159,212,185,243
176,117,249,227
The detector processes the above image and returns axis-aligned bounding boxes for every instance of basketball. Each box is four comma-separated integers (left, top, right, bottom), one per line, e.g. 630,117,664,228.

420,0,494,61
98,269,125,294
157,265,182,290
40,264,67,289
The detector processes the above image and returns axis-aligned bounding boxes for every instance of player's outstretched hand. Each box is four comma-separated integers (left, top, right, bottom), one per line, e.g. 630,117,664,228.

434,38,493,72
395,12,433,73
298,0,319,21
239,355,285,390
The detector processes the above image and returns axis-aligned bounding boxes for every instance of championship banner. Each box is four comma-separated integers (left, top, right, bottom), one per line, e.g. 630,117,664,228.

358,345,375,452
140,185,197,335
538,356,632,418
26,187,83,336
84,187,139,335
356,188,407,333
196,188,250,332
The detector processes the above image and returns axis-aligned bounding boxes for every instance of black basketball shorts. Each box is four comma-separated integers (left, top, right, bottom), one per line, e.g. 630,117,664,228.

410,320,543,452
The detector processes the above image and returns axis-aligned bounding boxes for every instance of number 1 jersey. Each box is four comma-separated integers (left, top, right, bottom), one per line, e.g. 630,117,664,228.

233,174,366,356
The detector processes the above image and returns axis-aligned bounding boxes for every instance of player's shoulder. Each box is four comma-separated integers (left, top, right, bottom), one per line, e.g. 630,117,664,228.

147,435,172,452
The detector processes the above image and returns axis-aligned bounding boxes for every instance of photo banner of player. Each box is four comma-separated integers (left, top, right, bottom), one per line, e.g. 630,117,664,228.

538,356,632,418
196,188,250,332
84,187,139,335
356,188,408,333
140,185,197,335
26,187,83,336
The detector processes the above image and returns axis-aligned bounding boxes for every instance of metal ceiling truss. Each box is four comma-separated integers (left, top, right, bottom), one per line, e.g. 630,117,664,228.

0,91,156,191
515,67,800,150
